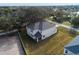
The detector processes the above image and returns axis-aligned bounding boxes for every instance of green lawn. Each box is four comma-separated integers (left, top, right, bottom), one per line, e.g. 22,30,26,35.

62,21,71,26
19,26,78,55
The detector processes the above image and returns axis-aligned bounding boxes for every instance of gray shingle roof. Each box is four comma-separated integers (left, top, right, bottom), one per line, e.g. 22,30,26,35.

34,31,42,38
27,20,55,31
65,45,79,54
65,35,79,54
65,36,79,47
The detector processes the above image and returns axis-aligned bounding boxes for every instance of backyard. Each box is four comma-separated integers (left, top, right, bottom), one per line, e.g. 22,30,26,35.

19,26,79,55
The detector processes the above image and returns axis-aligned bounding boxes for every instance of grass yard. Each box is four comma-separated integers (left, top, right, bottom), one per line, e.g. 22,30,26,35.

19,26,78,55
62,21,71,26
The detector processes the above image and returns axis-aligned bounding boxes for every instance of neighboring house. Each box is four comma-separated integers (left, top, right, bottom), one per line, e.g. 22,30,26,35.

26,20,57,42
64,36,79,55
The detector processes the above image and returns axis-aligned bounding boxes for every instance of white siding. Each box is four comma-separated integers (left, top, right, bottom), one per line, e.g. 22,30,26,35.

64,48,75,55
26,26,57,41
42,26,57,40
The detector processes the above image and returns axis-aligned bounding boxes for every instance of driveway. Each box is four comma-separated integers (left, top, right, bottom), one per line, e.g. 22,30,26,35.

0,34,24,55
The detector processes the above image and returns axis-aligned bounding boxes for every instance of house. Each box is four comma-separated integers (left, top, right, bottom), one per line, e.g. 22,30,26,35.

26,20,57,42
64,36,79,55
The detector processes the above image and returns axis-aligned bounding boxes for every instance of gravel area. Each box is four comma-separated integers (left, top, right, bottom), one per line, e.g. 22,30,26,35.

0,34,24,55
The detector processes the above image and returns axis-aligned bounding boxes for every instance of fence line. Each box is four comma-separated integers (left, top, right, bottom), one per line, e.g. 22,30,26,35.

17,31,28,55
0,29,18,36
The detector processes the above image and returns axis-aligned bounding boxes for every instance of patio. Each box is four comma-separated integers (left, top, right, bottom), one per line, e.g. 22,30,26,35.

0,33,24,55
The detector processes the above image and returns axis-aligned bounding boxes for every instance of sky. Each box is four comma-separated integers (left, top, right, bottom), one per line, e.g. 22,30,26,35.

0,3,79,6
0,0,79,6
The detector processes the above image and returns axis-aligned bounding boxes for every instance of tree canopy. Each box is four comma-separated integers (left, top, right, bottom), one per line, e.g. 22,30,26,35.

25,7,50,23
71,17,79,27
0,7,51,31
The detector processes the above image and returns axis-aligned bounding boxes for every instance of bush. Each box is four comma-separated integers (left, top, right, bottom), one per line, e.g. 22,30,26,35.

71,17,79,28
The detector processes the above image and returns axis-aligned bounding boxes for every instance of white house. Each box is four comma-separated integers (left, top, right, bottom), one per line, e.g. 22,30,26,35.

64,36,79,55
26,20,57,42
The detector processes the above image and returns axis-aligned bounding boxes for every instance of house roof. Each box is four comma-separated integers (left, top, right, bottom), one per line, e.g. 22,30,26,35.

65,36,79,47
65,35,79,54
27,20,55,31
65,45,79,54
34,31,42,38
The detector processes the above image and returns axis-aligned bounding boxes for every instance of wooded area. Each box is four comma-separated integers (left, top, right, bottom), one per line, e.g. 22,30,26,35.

0,6,79,31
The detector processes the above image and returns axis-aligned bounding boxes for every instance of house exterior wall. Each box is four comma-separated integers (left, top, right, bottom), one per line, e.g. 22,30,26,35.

26,26,57,41
41,26,57,40
64,48,75,55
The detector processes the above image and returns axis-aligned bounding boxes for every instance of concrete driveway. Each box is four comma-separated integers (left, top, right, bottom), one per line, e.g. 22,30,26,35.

0,34,24,55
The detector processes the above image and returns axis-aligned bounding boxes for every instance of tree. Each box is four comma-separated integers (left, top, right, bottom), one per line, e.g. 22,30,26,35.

25,7,49,23
0,8,20,31
0,16,11,31
0,7,53,31
53,9,71,23
71,17,79,28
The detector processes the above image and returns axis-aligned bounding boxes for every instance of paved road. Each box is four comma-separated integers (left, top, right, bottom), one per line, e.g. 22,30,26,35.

0,34,24,55
45,19,79,32
54,22,79,32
